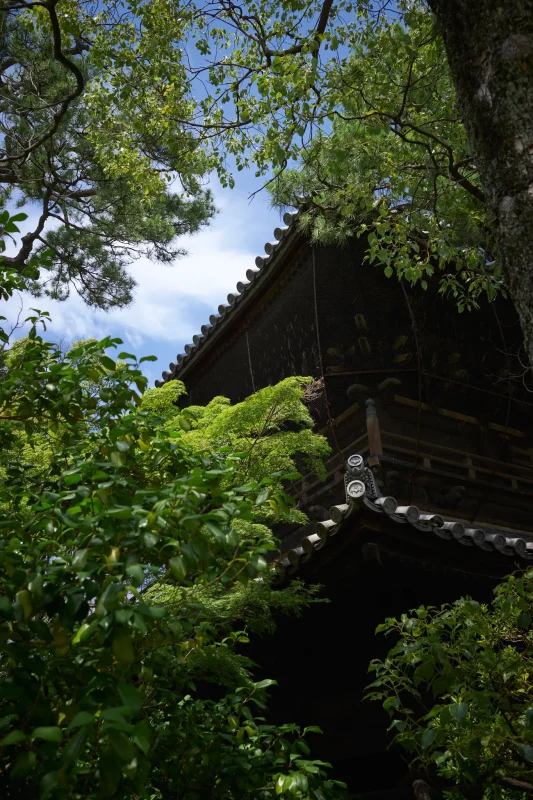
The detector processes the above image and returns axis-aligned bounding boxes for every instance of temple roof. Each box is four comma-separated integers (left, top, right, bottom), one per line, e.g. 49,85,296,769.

155,210,301,387
275,454,533,582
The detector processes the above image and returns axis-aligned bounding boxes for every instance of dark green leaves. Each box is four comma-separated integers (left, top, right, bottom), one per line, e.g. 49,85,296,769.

0,319,336,798
447,703,468,723
0,730,26,747
369,570,533,793
118,684,143,714
32,726,62,743
169,556,187,581
518,612,531,629
421,728,436,750
517,743,533,763
67,712,95,732
107,730,136,762
126,564,145,587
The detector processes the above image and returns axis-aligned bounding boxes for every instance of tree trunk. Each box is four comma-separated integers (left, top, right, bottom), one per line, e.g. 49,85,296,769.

427,0,533,367
412,780,432,800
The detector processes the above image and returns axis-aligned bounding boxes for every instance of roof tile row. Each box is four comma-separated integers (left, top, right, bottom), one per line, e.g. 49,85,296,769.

155,210,300,386
275,455,533,581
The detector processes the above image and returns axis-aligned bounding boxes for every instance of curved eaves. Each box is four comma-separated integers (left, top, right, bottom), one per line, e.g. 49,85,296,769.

274,455,533,583
155,210,300,386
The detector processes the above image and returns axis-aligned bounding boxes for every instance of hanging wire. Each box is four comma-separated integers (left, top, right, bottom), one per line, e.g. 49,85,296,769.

400,282,423,502
312,247,341,455
245,327,256,394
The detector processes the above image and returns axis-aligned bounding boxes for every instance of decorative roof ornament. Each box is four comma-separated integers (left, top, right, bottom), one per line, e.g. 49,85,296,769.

154,209,301,387
274,453,533,582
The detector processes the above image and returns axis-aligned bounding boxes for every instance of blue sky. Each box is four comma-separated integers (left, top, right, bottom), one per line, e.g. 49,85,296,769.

4,172,286,386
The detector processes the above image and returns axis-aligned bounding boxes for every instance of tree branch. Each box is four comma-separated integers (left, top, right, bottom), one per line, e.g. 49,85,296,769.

264,0,333,57
501,777,533,794
0,0,85,170
1,188,51,270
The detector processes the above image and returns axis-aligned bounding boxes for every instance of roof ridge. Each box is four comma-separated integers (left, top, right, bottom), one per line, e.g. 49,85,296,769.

155,209,300,387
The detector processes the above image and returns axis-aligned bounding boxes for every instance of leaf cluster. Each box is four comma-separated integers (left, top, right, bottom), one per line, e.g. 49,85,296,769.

270,2,499,311
0,265,343,798
1,10,215,308
367,570,533,798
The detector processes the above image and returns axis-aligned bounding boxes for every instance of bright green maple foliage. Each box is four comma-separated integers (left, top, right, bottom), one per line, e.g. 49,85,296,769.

141,376,330,497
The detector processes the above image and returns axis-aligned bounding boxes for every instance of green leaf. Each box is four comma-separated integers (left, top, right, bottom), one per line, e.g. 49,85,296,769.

118,683,143,714
448,703,468,722
136,604,165,619
110,451,124,468
71,548,88,571
15,589,32,620
32,726,62,743
255,679,277,690
101,708,131,727
518,612,531,629
126,564,145,587
10,750,36,779
66,711,95,731
100,355,116,371
72,619,99,644
252,555,267,572
107,730,136,763
204,519,226,542
169,556,187,581
0,730,26,746
518,743,533,763
256,489,269,505
143,532,158,548
413,658,434,687
383,696,400,711
132,720,152,755
113,629,136,664
40,770,64,800
421,728,436,750
63,728,89,765
63,472,82,486
99,748,121,798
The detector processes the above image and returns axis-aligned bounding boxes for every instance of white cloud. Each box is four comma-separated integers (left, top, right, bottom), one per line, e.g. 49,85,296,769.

3,181,281,355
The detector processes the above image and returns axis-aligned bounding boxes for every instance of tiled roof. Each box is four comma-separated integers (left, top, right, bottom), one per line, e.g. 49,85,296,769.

275,454,533,582
155,210,301,387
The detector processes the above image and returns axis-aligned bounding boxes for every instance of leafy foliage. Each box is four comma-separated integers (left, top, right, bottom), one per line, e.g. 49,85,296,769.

270,2,498,312
141,376,331,497
1,8,214,308
0,0,526,318
367,570,533,797
0,0,508,314
0,241,343,797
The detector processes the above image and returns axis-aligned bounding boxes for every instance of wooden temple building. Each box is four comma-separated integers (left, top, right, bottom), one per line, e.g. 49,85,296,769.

156,211,533,796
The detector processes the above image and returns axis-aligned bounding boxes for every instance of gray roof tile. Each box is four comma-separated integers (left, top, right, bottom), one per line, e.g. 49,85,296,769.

274,454,533,582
